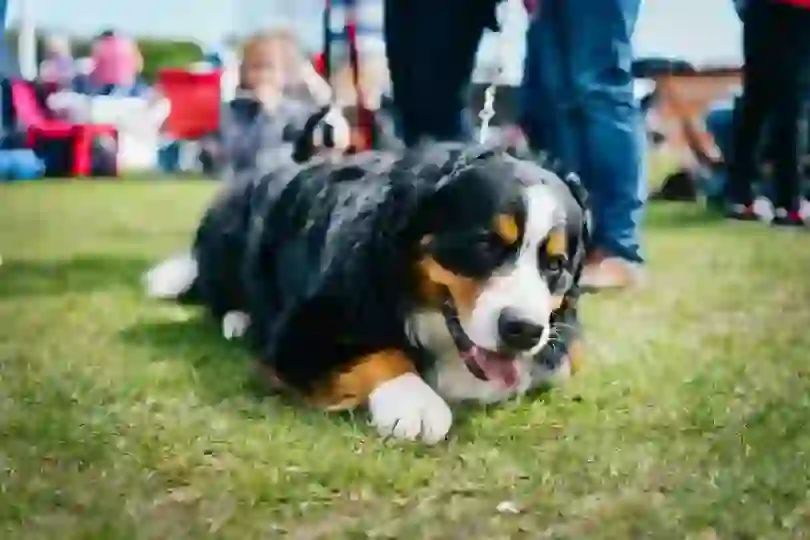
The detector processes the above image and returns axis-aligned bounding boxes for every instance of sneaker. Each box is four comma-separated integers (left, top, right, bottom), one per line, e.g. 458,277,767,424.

800,199,810,224
725,202,761,222
772,207,806,227
752,196,776,222
579,250,644,293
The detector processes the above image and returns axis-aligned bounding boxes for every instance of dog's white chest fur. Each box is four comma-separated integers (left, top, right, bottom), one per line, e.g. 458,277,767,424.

406,311,533,403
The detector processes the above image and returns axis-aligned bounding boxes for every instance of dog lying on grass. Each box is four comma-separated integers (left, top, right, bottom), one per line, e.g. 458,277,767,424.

145,141,590,443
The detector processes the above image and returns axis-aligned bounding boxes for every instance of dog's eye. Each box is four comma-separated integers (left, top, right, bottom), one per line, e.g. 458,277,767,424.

428,230,510,278
544,254,566,272
538,245,567,272
540,253,569,293
472,231,498,251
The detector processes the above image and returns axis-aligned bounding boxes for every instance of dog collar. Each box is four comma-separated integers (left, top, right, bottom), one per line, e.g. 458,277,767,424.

439,289,474,354
440,288,574,372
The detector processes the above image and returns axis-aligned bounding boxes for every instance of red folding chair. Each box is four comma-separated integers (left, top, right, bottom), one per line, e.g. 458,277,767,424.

10,80,118,177
157,68,222,140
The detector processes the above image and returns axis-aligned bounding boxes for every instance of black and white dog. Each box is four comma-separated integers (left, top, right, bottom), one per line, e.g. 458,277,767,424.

144,142,590,444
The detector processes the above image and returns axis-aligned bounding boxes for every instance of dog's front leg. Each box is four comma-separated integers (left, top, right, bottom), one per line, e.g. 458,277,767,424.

222,310,251,340
313,350,453,444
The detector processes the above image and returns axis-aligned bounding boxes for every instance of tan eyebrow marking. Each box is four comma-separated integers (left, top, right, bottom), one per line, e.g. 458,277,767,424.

494,214,519,245
546,228,567,257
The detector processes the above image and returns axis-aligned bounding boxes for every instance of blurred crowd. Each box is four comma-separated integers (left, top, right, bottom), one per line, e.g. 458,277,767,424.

2,0,806,294
38,30,151,97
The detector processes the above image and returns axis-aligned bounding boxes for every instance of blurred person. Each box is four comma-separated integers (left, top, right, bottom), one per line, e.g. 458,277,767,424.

89,30,147,96
253,28,332,107
520,0,645,290
70,56,95,94
38,34,75,90
726,0,810,226
201,30,349,177
384,0,645,290
383,0,496,146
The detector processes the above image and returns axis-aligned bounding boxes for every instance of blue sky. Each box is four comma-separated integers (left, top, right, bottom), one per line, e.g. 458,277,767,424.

5,0,743,68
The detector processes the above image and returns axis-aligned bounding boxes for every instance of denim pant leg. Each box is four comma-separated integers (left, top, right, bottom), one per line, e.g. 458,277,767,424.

704,104,735,198
521,0,645,263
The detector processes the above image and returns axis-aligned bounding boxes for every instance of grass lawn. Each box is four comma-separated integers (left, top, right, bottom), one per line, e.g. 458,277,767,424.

2,179,810,539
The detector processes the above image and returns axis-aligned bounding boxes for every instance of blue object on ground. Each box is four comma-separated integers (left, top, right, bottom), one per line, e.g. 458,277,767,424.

0,149,45,181
158,141,180,173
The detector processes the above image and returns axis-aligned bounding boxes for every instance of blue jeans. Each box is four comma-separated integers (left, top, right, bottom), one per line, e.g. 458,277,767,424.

520,0,645,263
704,101,736,201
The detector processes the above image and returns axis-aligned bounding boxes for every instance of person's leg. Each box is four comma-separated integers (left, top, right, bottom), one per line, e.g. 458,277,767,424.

519,2,581,173
703,103,736,204
706,104,735,162
725,0,774,217
522,0,645,290
384,0,496,146
766,4,810,225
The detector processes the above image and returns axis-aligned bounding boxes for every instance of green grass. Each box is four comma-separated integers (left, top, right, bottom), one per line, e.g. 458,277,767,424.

2,179,810,539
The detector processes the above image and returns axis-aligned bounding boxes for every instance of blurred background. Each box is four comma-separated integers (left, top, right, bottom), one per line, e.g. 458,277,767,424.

0,0,749,194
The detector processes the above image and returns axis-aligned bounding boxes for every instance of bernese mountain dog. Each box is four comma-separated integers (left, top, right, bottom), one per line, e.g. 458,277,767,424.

144,142,590,444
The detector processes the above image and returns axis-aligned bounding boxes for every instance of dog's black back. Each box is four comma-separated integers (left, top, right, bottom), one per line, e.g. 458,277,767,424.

186,143,590,394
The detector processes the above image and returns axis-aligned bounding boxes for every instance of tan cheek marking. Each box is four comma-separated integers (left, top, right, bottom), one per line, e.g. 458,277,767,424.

494,213,520,245
550,295,565,311
418,256,484,320
252,350,416,412
546,228,568,257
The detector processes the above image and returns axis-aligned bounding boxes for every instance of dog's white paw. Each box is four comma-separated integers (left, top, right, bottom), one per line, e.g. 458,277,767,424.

222,311,250,340
368,373,452,444
144,253,198,299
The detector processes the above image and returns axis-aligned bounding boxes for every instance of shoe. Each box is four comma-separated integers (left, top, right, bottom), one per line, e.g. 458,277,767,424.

771,200,810,228
752,196,775,222
772,208,804,228
725,202,761,222
579,249,644,293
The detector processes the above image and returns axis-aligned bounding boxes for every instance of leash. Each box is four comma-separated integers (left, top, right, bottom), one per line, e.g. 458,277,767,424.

439,290,475,354
322,0,375,150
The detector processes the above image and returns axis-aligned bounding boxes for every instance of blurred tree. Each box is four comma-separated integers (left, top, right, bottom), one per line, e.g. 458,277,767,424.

134,38,204,82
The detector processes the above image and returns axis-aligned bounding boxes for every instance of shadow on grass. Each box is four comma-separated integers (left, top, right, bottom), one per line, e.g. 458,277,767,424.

0,255,150,298
119,318,378,431
119,318,258,395
118,317,518,435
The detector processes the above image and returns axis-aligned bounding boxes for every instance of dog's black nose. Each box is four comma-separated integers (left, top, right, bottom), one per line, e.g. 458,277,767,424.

497,308,545,351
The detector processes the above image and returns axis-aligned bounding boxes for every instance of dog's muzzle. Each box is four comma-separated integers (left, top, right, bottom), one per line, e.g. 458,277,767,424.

439,290,521,388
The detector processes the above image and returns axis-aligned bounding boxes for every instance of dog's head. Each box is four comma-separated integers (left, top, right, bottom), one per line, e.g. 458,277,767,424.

405,143,590,388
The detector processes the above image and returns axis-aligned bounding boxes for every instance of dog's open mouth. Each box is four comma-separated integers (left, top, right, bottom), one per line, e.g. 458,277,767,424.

440,292,520,388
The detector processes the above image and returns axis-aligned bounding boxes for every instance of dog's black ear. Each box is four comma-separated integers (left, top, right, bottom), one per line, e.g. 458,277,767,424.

432,142,504,191
510,146,592,244
291,106,331,163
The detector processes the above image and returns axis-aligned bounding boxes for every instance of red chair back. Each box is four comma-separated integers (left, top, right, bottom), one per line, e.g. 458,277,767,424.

157,68,222,140
10,80,48,128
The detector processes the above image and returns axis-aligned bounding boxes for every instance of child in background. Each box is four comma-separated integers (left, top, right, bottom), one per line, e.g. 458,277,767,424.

38,35,76,91
89,30,149,97
207,30,337,178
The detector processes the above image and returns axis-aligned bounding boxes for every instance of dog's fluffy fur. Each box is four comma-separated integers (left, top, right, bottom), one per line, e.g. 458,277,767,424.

145,142,590,443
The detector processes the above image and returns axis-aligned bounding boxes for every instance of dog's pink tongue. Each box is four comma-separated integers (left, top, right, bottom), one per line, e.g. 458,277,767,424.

474,348,519,388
